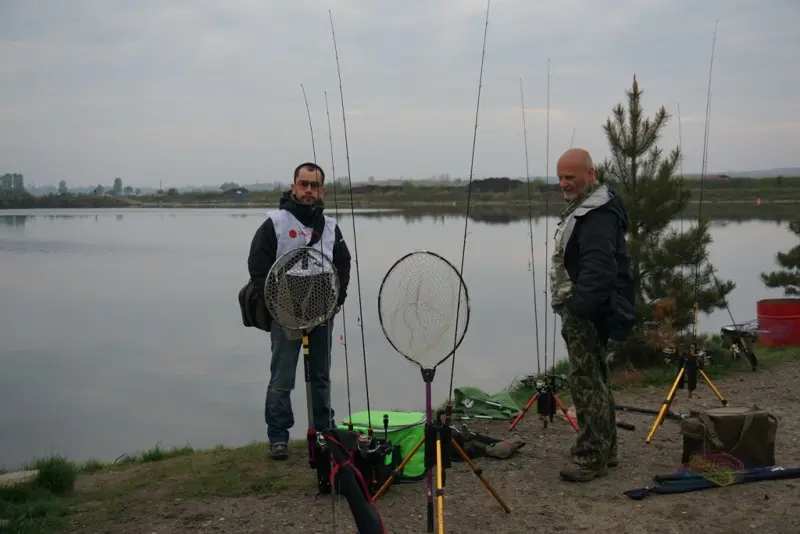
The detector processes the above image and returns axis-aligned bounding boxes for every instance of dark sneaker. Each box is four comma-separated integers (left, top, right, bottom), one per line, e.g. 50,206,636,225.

559,464,608,483
269,443,289,461
569,445,618,467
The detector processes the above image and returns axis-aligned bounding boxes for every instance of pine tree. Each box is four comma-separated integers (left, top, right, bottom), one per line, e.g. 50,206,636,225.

596,75,735,364
761,220,800,295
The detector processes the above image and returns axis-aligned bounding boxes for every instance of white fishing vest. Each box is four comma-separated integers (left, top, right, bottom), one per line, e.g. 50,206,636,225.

270,209,338,276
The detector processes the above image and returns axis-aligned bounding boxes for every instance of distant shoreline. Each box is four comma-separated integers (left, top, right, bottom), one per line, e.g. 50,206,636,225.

3,197,800,211
5,173,800,210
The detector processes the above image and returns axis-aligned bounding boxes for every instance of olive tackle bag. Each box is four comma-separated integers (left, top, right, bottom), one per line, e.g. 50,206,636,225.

680,405,778,469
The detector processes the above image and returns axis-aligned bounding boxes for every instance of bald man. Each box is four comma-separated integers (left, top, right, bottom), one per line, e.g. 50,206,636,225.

550,148,636,483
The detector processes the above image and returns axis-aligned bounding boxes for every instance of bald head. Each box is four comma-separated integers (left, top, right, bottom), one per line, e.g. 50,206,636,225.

557,148,596,201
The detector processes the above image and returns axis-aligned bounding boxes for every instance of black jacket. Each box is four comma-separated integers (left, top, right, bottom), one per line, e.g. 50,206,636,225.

247,191,352,306
564,187,636,341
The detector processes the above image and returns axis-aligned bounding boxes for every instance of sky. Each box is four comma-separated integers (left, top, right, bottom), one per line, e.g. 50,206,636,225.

1,0,798,188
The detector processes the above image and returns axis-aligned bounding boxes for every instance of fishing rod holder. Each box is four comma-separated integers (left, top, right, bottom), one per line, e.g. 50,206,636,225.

307,416,398,498
425,410,453,487
524,373,568,422
510,373,576,431
521,373,568,394
663,344,713,370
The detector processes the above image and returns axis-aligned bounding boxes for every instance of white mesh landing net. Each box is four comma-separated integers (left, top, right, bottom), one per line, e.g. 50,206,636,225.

264,246,340,333
378,251,470,369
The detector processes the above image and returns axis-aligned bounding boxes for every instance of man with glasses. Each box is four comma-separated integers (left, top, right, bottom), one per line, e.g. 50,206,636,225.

247,162,352,461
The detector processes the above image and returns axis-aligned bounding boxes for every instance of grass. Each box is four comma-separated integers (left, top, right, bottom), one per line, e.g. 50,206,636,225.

0,457,76,533
2,344,799,532
0,441,307,533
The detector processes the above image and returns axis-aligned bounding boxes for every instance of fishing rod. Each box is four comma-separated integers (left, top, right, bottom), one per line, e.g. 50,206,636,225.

299,84,340,528
552,123,574,365
677,101,688,340
295,14,384,534
301,84,317,162
329,10,374,436
325,90,354,431
543,58,552,375
510,58,577,432
693,90,739,333
519,77,542,376
445,0,491,423
508,58,578,432
543,66,573,431
690,19,718,340
680,100,737,341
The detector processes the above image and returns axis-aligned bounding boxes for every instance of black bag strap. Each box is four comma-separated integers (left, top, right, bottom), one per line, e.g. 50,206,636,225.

283,210,328,273
306,210,326,248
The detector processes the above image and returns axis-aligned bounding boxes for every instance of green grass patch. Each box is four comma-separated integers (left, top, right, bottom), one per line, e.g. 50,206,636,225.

110,442,195,468
0,456,77,533
1,441,308,533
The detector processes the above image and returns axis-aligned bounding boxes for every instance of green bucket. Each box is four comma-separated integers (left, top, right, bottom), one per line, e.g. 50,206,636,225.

339,410,427,480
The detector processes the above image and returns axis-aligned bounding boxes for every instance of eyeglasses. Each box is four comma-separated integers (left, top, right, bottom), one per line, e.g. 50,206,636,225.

296,180,321,190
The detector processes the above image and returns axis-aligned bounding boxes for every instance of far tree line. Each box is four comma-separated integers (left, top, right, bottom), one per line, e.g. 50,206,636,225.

56,177,142,197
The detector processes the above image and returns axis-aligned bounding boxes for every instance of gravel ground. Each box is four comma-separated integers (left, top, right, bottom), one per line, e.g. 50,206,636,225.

69,360,800,533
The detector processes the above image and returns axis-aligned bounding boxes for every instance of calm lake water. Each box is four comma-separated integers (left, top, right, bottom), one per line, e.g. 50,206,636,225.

0,208,795,469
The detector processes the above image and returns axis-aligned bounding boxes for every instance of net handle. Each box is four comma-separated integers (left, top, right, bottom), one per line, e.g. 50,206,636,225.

377,250,471,369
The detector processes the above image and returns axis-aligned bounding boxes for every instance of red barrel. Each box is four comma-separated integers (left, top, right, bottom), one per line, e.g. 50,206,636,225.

757,298,800,346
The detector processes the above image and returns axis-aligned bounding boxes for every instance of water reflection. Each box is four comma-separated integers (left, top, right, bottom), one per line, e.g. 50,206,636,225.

0,214,28,229
352,203,799,226
0,208,796,470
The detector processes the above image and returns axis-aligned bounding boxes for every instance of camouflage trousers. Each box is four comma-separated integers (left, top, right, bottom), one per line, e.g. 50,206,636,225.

560,308,617,468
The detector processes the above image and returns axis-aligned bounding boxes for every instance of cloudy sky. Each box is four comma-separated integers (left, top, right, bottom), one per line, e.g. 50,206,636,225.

2,0,798,188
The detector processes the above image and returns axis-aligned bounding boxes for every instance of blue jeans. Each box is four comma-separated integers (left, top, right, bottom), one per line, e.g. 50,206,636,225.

265,318,335,445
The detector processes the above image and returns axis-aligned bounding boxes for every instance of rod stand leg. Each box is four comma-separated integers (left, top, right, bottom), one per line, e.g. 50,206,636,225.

698,369,728,406
434,412,447,534
645,365,685,443
371,435,425,503
552,393,579,432
508,391,538,431
450,438,512,513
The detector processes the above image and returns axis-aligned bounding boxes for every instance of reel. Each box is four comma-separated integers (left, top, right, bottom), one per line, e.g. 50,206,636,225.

520,374,569,427
521,373,567,393
664,344,713,369
308,423,399,497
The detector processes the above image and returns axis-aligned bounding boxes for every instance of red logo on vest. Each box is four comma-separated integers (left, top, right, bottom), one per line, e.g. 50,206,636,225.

288,228,319,239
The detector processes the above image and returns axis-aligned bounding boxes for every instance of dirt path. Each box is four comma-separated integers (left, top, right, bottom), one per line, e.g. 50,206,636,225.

65,361,800,533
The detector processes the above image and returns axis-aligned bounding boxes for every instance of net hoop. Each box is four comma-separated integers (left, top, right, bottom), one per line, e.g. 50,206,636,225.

264,246,340,332
377,250,470,370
